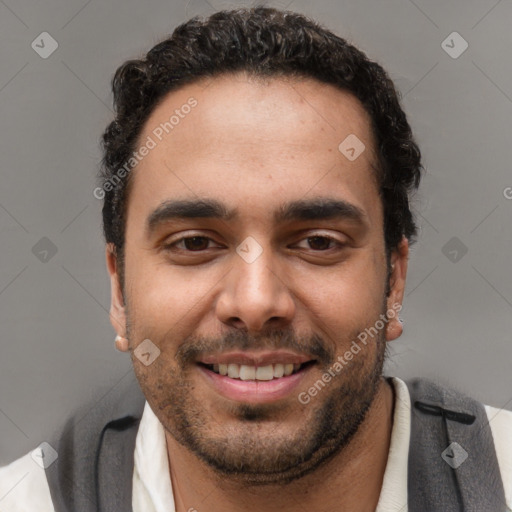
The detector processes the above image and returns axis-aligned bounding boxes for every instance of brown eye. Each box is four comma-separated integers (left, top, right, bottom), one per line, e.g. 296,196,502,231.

182,236,210,251
163,236,217,252
306,236,334,251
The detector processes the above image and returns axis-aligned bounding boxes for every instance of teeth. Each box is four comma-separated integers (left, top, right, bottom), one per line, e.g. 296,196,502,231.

255,365,274,380
284,363,294,376
239,365,256,380
208,362,308,380
227,363,240,379
273,363,284,378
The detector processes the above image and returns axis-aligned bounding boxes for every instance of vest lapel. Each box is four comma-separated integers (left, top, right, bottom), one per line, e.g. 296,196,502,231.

45,373,145,512
406,378,506,511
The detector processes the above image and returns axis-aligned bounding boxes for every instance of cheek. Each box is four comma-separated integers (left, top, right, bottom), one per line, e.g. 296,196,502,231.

297,255,386,337
127,255,192,307
126,258,223,345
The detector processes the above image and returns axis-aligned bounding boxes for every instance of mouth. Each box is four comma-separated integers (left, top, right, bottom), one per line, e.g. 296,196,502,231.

197,360,316,380
196,352,317,404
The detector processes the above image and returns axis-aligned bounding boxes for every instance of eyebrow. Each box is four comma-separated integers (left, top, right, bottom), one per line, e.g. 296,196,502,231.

145,197,368,237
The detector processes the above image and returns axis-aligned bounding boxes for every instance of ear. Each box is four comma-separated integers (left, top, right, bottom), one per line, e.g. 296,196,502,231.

106,243,128,349
385,236,409,342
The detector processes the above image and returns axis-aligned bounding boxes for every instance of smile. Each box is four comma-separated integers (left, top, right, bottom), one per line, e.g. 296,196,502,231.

199,361,316,381
196,358,317,404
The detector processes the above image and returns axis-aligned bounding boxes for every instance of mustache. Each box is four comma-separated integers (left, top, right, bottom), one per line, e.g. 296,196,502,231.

175,328,335,368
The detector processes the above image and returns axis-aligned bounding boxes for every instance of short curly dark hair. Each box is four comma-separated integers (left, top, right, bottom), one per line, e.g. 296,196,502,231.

98,6,423,290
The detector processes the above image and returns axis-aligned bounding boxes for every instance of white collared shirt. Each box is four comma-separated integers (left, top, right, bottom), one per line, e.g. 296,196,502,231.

1,376,511,511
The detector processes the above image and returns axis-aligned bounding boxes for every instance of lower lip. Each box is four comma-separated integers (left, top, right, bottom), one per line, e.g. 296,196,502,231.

197,364,314,404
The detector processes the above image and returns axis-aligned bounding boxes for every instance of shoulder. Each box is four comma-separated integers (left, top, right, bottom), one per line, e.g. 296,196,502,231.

402,375,512,509
0,375,145,511
485,403,512,510
0,446,55,511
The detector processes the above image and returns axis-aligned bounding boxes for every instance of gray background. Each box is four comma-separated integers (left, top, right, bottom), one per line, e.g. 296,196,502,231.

1,0,511,465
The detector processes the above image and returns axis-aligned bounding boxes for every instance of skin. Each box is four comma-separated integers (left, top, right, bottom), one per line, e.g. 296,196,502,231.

106,72,409,512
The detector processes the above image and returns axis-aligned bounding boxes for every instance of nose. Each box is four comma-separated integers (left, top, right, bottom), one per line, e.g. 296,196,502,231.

215,245,295,333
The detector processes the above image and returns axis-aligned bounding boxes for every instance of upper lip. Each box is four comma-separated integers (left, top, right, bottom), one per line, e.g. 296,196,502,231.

197,350,316,366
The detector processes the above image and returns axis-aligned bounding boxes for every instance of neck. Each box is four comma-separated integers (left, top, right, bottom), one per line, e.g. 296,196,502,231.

165,377,395,512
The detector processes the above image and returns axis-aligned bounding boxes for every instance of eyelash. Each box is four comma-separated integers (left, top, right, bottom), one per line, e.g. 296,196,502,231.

162,234,345,253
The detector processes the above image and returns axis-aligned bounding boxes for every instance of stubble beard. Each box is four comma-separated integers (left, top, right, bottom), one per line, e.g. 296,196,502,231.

130,311,389,487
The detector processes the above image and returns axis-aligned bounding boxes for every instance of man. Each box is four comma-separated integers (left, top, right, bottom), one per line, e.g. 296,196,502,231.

1,6,511,512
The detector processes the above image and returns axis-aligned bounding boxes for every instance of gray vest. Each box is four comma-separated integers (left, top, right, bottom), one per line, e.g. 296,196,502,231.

44,376,507,511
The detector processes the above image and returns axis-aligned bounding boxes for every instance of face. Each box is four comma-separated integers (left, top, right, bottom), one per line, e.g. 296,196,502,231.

107,72,408,485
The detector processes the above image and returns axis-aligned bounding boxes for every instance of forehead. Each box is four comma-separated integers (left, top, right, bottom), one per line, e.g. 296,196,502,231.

126,72,382,232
